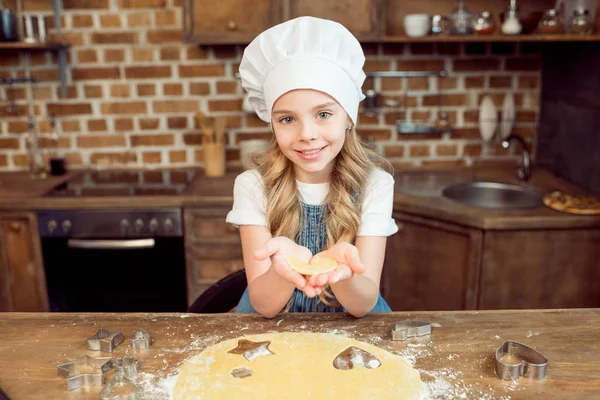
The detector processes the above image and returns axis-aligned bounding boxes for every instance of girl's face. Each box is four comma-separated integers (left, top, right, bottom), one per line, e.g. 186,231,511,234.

271,89,349,184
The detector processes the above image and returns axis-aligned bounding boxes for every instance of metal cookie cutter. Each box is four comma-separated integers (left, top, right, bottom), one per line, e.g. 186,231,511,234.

87,328,124,352
392,320,432,341
495,340,548,381
57,354,113,390
114,356,139,379
99,373,142,400
129,328,152,350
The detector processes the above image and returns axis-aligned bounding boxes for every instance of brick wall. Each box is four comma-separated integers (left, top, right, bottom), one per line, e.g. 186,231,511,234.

0,0,540,171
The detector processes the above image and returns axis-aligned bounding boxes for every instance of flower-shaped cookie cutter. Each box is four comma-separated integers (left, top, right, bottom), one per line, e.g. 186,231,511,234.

87,328,124,352
495,340,548,381
128,328,152,350
57,354,113,390
391,320,432,341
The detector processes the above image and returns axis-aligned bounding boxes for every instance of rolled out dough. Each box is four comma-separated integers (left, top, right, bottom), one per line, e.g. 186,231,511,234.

173,332,422,400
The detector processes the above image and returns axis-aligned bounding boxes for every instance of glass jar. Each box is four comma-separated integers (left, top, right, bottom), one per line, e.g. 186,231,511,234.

473,11,495,34
538,9,563,34
568,8,594,34
449,0,474,35
26,116,48,179
431,15,448,35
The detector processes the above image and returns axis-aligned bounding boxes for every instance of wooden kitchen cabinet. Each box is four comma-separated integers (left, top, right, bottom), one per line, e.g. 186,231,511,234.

183,207,244,306
183,0,283,44
381,212,481,311
0,212,48,312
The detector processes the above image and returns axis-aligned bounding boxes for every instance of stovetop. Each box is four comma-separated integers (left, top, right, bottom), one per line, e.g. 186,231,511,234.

46,169,198,197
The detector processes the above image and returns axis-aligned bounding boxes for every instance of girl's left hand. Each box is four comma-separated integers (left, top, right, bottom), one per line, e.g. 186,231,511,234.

307,242,366,289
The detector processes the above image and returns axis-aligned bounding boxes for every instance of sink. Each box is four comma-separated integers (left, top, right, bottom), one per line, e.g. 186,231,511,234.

442,181,546,209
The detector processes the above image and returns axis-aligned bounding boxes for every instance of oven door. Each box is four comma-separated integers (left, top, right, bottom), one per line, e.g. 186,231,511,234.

42,237,187,312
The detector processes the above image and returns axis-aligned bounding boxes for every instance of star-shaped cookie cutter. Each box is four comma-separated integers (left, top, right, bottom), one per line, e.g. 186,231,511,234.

99,372,142,400
87,328,124,352
57,354,113,391
495,340,548,381
128,328,152,350
392,320,432,341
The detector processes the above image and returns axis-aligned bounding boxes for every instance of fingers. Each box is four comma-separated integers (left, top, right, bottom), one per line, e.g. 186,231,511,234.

272,257,307,289
342,244,365,274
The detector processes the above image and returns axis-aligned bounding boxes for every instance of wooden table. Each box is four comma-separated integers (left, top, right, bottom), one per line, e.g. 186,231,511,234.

0,309,598,399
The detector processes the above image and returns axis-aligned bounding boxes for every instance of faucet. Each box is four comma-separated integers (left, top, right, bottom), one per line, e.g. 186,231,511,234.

502,134,532,181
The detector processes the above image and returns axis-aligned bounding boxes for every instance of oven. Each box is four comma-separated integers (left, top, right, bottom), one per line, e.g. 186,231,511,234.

38,208,188,312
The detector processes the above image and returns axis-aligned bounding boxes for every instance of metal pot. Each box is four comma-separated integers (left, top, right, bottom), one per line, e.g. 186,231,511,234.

0,8,18,42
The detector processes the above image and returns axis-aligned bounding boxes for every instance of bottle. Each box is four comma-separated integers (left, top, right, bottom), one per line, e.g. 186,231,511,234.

449,0,474,35
538,9,563,34
48,114,66,176
25,115,48,179
473,11,495,35
568,8,594,34
502,0,522,35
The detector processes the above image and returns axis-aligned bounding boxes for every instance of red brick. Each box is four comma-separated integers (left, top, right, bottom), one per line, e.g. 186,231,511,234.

137,84,156,96
489,75,513,88
407,77,429,91
516,110,537,123
465,77,485,88
140,118,160,130
0,138,20,149
125,66,171,79
132,48,154,62
142,152,162,163
382,44,404,55
422,94,468,107
60,32,86,46
114,118,134,131
78,135,126,148
47,103,92,115
437,43,461,55
179,65,225,78
128,12,152,27
463,144,482,156
147,29,181,43
452,128,480,139
398,59,444,71
356,129,391,141
104,49,125,63
384,145,405,158
73,67,121,80
207,99,242,112
409,145,430,157
155,10,176,25
183,133,202,145
91,32,138,45
186,46,208,60
453,59,501,72
518,75,539,89
100,14,122,27
11,154,26,167
63,0,109,9
88,119,107,131
463,110,479,123
169,150,187,163
77,49,98,63
422,160,465,167
234,133,270,144
436,144,458,156
90,152,137,165
506,58,541,71
168,117,188,129
101,101,147,115
62,120,81,132
154,100,200,113
65,152,83,165
119,0,167,8
34,87,53,100
20,68,59,82
438,77,457,89
410,111,430,121
131,134,174,146
110,84,131,98
216,81,237,94
163,83,183,96
72,14,94,28
189,82,210,95
383,111,407,125
160,48,180,61
7,121,29,134
363,60,391,72
381,78,402,91
84,85,104,98
477,93,524,107
357,114,378,125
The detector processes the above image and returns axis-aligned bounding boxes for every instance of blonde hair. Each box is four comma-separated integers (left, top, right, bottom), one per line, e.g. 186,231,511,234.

253,124,392,308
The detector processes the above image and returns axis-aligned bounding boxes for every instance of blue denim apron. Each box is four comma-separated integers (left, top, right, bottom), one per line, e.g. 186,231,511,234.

235,202,391,313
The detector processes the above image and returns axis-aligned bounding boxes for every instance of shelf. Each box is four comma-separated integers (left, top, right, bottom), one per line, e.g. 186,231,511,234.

0,41,70,51
382,34,600,43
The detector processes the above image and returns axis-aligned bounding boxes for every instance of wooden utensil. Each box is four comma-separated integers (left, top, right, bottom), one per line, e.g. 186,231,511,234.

197,114,226,177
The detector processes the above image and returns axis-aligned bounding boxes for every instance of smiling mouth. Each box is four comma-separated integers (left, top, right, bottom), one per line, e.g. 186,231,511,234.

296,146,326,155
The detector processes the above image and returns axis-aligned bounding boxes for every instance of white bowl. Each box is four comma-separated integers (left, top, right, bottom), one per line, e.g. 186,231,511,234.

404,14,431,37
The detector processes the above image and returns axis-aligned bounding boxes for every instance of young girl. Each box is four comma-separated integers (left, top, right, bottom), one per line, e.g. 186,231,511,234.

226,16,398,318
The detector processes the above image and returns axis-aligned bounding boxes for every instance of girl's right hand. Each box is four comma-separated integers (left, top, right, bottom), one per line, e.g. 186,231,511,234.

254,237,319,297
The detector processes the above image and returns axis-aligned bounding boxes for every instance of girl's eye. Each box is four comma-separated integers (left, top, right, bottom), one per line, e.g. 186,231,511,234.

317,112,331,119
280,117,294,124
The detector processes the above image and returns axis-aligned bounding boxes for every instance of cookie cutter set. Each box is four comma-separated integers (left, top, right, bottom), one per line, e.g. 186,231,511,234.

57,328,152,398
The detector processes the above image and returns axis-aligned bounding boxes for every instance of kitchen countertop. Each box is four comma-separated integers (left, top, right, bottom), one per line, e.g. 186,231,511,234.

0,309,598,399
0,164,598,230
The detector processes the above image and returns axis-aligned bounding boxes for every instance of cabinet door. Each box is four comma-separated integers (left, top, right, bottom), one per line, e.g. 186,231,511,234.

381,213,482,311
479,229,600,309
184,0,283,44
184,207,244,307
0,213,48,312
287,0,382,41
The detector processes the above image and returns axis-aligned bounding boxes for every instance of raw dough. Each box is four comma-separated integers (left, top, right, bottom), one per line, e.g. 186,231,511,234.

173,332,422,400
287,256,338,275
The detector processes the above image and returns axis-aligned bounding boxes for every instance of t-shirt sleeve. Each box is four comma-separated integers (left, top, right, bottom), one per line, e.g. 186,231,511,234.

225,170,268,227
358,169,399,237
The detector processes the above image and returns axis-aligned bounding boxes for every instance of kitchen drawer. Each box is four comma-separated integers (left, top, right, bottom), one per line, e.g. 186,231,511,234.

184,208,240,242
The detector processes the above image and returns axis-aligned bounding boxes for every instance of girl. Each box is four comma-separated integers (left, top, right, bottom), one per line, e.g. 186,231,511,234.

226,16,398,318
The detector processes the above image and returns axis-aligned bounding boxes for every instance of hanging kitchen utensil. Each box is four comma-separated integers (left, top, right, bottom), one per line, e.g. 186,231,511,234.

479,95,498,142
500,93,516,139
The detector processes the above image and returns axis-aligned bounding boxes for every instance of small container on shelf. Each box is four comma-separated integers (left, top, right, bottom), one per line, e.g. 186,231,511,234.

473,11,495,35
431,15,448,35
501,0,522,35
568,8,594,34
449,0,474,35
537,9,564,34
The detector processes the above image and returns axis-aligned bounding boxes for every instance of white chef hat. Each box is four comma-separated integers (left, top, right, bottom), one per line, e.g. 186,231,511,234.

239,16,366,126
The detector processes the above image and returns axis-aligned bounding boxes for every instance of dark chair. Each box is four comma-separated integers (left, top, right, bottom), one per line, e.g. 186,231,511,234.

187,269,247,313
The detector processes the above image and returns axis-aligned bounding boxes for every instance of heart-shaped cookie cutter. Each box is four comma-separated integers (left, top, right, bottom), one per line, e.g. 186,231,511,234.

392,320,432,341
495,340,548,380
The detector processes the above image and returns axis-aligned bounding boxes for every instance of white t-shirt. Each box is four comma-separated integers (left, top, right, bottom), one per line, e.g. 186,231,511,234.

226,168,398,237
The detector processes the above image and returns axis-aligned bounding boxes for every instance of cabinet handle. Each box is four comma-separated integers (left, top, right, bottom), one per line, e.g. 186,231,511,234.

9,222,22,233
226,20,238,31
